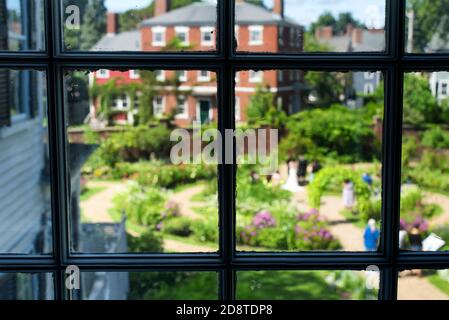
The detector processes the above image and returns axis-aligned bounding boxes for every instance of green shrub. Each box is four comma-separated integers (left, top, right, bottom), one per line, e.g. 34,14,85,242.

163,217,193,237
422,125,449,149
127,230,163,253
192,216,219,244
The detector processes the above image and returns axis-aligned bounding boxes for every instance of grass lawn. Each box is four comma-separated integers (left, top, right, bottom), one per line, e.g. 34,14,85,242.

80,186,106,201
428,274,449,297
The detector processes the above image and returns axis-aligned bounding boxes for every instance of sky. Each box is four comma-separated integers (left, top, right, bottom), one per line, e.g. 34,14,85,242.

105,0,386,29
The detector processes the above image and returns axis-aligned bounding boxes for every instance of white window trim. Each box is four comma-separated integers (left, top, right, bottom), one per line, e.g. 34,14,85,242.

112,95,131,110
198,70,211,82
249,70,264,83
248,25,264,46
235,25,239,45
364,83,374,95
177,70,188,82
175,26,190,46
175,96,189,119
129,70,140,80
152,26,166,47
364,72,375,80
440,80,449,97
96,69,110,79
235,96,241,121
155,70,165,82
200,26,215,46
153,96,165,117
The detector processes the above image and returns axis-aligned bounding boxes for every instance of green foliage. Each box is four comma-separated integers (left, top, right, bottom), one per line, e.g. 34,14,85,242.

280,105,377,162
127,230,164,253
422,125,449,149
246,85,287,127
163,217,193,237
408,0,449,53
310,11,365,35
192,215,219,244
111,182,167,227
305,71,346,108
303,32,332,52
80,0,107,50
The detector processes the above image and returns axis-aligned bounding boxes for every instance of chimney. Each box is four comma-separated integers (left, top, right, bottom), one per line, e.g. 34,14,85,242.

315,26,333,40
273,0,284,18
155,0,170,17
352,28,363,45
107,12,118,35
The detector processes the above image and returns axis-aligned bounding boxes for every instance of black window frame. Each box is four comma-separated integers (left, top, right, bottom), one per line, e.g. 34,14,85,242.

0,0,449,301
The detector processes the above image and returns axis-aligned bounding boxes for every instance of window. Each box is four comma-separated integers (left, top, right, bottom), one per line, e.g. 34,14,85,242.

152,26,166,47
153,96,165,117
175,26,189,46
96,69,110,79
201,27,214,46
364,83,374,95
177,70,187,82
249,70,263,83
441,81,449,97
2,0,449,302
365,72,376,80
198,70,211,82
129,70,140,80
248,25,264,46
175,96,188,119
155,70,165,82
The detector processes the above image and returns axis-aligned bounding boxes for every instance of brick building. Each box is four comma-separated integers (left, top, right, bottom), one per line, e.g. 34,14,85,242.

91,0,304,127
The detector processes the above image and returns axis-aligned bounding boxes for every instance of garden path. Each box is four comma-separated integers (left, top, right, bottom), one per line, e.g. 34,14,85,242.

80,180,128,223
170,185,206,220
163,239,216,253
397,273,449,300
425,192,449,228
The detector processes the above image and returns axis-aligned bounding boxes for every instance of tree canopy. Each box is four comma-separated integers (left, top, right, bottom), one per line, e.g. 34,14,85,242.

310,11,365,35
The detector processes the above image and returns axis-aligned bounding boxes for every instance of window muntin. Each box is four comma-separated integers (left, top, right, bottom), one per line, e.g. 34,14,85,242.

64,68,218,254
235,69,384,253
60,0,217,52
0,273,54,300
1,0,449,302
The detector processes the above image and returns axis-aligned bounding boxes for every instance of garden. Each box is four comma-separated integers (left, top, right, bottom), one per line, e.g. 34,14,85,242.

74,70,449,299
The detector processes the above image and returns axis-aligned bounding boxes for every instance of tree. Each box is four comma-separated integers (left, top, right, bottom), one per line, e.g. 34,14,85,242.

80,0,107,50
246,85,286,127
310,11,365,35
304,71,346,108
408,0,449,52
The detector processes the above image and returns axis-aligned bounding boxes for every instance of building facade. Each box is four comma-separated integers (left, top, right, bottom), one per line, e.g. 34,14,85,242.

91,0,304,127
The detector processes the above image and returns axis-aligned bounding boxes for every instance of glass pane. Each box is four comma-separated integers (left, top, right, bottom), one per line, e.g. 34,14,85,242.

405,0,449,53
235,69,384,252
0,0,45,52
237,270,379,300
75,271,218,300
64,68,219,253
400,71,449,252
235,0,386,53
61,0,217,52
398,269,449,300
0,69,52,254
0,273,54,300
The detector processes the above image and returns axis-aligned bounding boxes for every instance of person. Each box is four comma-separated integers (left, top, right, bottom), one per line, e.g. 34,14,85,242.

282,160,302,192
342,179,355,210
297,155,308,186
364,219,380,251
250,170,259,184
309,160,322,182
270,170,282,186
409,227,423,251
362,172,373,186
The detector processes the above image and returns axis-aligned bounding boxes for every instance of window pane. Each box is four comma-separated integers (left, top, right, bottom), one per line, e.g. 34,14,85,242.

64,69,218,253
0,0,45,52
398,269,449,300
0,69,52,254
237,270,379,300
0,273,54,300
75,271,218,300
235,0,386,53
235,69,384,252
405,0,449,53
61,0,217,52
400,71,449,252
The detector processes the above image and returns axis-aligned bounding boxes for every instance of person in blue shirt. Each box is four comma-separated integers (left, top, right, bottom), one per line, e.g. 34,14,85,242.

362,172,373,186
364,219,380,251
